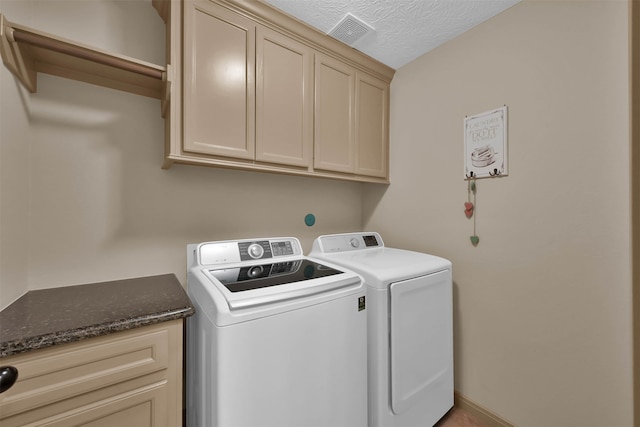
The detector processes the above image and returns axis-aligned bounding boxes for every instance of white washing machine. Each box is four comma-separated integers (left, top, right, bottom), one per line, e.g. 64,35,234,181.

310,232,453,427
186,237,367,427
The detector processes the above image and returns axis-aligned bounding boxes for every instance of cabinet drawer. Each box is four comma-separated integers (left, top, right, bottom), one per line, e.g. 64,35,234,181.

0,323,171,420
2,381,169,427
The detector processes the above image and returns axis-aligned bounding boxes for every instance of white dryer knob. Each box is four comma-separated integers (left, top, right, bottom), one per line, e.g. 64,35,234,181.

350,238,360,248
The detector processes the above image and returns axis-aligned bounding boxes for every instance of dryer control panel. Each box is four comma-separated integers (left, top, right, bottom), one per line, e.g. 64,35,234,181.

311,232,384,253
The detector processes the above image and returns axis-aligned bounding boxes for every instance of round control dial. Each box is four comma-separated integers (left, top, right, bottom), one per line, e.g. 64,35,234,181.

247,243,264,259
350,238,360,248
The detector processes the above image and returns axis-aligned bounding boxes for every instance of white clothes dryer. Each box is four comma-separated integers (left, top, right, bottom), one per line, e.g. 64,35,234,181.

310,232,453,427
187,237,367,427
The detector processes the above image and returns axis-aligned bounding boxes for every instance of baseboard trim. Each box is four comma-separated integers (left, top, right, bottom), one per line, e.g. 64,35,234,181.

454,391,516,427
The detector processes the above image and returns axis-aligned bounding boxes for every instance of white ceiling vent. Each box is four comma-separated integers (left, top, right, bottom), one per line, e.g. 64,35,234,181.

328,13,374,46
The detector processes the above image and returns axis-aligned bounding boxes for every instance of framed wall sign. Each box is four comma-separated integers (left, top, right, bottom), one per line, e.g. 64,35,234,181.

464,106,508,179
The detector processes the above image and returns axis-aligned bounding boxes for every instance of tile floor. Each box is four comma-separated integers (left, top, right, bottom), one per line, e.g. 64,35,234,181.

435,408,490,427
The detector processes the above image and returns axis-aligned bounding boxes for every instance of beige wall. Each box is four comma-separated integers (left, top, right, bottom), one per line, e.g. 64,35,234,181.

0,0,363,310
0,5,30,310
1,0,635,425
631,0,639,424
364,0,633,426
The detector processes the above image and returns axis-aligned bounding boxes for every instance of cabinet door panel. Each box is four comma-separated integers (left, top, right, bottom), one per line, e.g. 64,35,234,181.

183,1,255,159
314,54,355,173
256,27,312,167
81,393,157,427
7,383,168,427
356,72,388,177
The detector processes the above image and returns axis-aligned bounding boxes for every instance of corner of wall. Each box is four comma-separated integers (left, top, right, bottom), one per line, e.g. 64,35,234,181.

0,3,31,310
631,0,640,424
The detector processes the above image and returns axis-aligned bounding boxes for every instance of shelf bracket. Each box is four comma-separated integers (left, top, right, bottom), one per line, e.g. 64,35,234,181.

161,64,172,118
0,14,37,92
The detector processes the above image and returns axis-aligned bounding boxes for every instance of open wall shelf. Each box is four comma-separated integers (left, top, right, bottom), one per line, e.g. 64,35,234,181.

0,14,166,100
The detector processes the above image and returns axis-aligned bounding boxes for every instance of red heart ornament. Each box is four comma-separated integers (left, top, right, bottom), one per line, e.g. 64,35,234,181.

464,202,474,218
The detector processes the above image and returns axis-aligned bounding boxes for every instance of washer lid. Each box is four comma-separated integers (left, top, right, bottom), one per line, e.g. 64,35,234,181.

209,259,342,292
202,258,361,310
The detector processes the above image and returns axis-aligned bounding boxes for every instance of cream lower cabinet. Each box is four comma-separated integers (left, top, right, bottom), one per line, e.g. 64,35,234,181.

0,321,183,427
183,0,313,168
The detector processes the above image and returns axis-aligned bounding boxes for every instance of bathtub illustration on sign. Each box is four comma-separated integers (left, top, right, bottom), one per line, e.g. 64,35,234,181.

471,145,497,168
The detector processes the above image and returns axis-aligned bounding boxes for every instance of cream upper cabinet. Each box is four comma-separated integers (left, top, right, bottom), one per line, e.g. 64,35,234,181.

314,53,356,174
183,0,312,168
255,26,313,167
315,53,389,178
159,0,394,183
355,71,389,178
183,1,255,159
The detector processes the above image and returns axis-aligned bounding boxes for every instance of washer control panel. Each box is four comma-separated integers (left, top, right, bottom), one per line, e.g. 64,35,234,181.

240,241,270,260
239,240,295,260
198,237,301,266
311,232,384,253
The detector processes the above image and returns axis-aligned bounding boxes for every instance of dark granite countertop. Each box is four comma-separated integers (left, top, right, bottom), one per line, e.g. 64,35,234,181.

0,274,195,358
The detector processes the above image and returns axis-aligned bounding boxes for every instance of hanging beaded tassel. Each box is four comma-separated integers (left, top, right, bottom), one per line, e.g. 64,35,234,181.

466,178,479,246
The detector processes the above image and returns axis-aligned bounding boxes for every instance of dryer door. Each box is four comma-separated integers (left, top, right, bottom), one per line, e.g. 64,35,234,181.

389,269,453,415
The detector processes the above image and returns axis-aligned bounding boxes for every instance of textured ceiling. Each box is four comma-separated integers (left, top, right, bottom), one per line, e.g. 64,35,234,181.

261,0,522,70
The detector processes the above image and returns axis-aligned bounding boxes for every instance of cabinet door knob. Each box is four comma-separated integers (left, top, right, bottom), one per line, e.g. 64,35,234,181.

0,366,18,393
